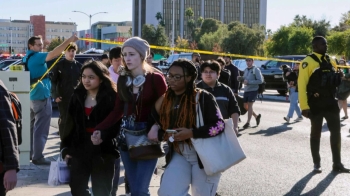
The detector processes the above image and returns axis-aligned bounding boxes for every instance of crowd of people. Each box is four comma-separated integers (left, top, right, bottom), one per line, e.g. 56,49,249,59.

0,34,349,196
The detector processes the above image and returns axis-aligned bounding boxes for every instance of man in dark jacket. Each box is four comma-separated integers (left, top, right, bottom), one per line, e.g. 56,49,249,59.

217,57,231,87
197,60,240,134
51,43,82,138
224,55,240,95
0,80,19,194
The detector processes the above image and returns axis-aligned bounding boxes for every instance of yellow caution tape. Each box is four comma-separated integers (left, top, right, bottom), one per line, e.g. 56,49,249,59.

29,44,71,93
80,38,302,63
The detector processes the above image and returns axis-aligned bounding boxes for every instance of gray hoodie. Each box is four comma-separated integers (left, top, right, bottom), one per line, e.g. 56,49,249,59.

243,66,263,92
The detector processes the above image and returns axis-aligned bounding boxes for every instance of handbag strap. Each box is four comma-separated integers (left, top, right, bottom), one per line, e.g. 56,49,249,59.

58,147,67,162
195,91,204,127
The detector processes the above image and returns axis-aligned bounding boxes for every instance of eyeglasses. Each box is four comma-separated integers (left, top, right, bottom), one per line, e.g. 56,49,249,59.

166,74,186,81
34,44,43,46
202,71,217,75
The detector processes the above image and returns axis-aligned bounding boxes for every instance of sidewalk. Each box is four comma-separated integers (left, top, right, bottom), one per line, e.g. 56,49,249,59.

8,125,163,196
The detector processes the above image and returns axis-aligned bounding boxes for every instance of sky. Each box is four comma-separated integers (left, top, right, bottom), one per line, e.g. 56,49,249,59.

0,0,349,33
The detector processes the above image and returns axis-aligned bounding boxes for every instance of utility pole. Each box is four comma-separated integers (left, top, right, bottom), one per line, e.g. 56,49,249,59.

171,0,175,54
10,17,12,55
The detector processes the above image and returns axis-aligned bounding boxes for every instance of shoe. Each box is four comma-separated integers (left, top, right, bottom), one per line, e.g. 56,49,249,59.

243,123,250,129
295,117,303,121
333,163,350,173
32,157,51,165
256,114,261,126
313,164,322,173
341,116,348,120
284,117,290,123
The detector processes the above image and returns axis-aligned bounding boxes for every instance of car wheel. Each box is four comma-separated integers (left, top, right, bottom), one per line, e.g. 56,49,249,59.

277,90,287,95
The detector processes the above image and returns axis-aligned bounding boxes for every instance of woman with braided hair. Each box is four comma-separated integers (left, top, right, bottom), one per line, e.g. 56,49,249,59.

151,58,225,196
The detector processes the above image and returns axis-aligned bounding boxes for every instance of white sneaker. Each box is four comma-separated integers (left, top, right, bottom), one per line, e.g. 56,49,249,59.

284,117,290,123
295,117,303,121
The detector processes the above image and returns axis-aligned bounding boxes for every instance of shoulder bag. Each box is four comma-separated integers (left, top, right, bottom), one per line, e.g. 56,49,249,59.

191,91,246,176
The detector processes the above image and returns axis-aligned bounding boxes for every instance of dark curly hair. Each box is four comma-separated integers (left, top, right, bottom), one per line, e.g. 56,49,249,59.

159,58,198,153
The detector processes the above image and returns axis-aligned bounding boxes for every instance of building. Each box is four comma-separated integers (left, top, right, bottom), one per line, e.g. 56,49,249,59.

132,0,267,41
91,21,132,50
0,15,75,54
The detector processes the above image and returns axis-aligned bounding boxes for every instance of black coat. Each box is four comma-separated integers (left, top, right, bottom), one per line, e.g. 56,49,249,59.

61,87,119,159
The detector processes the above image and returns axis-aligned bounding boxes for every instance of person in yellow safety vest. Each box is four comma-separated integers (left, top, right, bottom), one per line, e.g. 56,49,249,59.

298,36,350,174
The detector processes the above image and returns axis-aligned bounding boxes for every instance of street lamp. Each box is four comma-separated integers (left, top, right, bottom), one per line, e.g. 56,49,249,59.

72,11,107,49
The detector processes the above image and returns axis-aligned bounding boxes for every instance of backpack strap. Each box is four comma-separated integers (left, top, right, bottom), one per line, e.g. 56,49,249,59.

307,53,321,64
23,53,35,71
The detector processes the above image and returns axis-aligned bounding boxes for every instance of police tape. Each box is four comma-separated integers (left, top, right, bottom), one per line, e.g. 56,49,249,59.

29,44,70,93
80,38,301,63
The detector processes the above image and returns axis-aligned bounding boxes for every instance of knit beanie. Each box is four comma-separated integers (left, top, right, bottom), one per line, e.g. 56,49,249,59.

122,37,150,59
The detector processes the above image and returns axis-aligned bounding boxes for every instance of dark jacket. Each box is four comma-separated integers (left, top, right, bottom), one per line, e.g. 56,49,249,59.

225,63,240,93
218,68,231,87
51,59,82,100
151,89,225,169
285,71,299,92
0,80,19,172
61,87,119,159
197,81,240,119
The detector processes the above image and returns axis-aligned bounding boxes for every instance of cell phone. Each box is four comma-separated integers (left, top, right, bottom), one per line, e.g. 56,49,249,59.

166,129,177,134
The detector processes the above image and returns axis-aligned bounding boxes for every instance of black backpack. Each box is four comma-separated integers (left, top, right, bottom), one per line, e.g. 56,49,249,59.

9,92,22,145
23,53,35,71
252,67,266,99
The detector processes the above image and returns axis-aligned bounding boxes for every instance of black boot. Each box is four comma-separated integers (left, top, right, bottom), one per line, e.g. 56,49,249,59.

310,139,322,173
333,163,350,173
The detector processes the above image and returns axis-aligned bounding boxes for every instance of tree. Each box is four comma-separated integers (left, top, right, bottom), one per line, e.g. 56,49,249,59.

222,24,266,55
128,27,132,37
197,16,204,28
195,18,222,42
46,38,63,52
155,12,165,26
290,15,330,36
265,26,313,56
198,25,229,51
185,7,195,40
327,29,350,58
141,24,169,55
175,36,189,49
333,11,350,31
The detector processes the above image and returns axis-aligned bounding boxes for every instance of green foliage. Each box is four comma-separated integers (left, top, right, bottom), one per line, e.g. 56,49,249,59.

198,25,229,51
197,17,204,27
222,24,265,55
265,26,313,56
175,36,189,48
333,11,350,31
327,29,350,58
141,24,169,55
155,12,165,26
290,15,330,37
46,38,63,52
195,18,222,42
185,7,194,18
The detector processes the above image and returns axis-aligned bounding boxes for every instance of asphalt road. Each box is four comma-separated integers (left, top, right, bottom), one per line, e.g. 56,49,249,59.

215,100,350,196
51,98,350,196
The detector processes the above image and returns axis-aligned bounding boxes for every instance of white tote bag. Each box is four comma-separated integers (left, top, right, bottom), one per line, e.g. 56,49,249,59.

48,148,70,186
191,92,246,176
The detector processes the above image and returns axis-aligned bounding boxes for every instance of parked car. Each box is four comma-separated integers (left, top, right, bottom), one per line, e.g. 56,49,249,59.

165,53,193,66
2,53,104,71
260,55,306,95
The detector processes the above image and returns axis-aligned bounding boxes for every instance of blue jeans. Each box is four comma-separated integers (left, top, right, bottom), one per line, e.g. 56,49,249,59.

287,87,301,118
120,150,157,196
120,121,157,196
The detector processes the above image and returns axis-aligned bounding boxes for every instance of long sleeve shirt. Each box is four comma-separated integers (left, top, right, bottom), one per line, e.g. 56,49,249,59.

225,63,240,93
243,66,263,92
0,80,19,172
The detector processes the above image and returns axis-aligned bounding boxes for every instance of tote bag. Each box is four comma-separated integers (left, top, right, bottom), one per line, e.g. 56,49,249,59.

191,92,246,176
48,148,70,186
